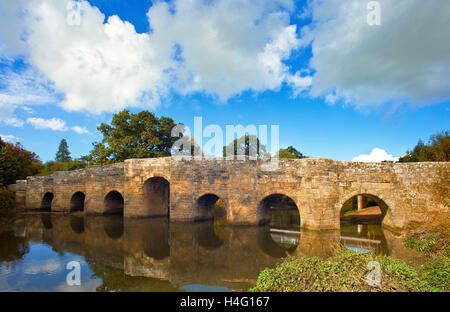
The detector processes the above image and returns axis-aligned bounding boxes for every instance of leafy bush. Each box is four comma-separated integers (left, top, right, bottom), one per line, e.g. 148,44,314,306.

249,247,448,292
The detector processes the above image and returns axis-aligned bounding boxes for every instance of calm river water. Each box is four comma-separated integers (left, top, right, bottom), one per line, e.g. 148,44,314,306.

0,212,417,292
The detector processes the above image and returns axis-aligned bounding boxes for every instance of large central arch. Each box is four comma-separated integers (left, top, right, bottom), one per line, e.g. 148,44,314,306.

70,192,85,213
340,193,388,225
195,193,226,221
144,177,170,217
104,191,124,215
257,193,301,251
41,192,53,211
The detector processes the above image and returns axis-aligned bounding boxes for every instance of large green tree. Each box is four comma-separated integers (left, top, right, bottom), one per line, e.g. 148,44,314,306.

88,110,179,164
55,139,71,162
0,138,42,186
399,131,449,162
278,146,305,159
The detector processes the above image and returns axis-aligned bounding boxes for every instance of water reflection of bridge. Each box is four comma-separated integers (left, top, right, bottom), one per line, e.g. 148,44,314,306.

270,228,384,253
11,214,416,290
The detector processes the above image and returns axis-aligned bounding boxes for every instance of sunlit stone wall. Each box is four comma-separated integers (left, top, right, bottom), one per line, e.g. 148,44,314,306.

17,157,449,230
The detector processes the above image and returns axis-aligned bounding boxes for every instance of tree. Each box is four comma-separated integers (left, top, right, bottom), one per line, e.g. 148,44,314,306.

278,146,305,159
399,131,449,162
55,139,71,162
88,110,179,164
0,137,42,186
222,134,267,158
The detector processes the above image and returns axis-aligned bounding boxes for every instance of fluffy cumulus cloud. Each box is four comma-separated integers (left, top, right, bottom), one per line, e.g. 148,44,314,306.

0,0,309,116
26,117,88,134
300,0,450,108
26,117,67,131
353,148,399,162
148,0,310,99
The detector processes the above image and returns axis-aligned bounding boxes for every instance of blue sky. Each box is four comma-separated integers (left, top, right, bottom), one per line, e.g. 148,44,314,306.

0,0,449,162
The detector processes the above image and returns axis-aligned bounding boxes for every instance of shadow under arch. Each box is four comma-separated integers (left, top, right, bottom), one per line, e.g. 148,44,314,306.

41,192,54,211
104,191,124,216
144,177,170,217
70,215,85,234
70,192,85,213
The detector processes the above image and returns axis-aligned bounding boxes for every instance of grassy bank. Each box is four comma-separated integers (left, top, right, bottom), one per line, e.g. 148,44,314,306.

250,227,449,292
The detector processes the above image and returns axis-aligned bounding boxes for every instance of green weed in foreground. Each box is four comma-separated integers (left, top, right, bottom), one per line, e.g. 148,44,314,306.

249,247,449,292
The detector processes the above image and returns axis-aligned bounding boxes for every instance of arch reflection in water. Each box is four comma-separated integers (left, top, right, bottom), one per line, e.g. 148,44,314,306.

70,215,84,234
194,221,224,250
40,213,53,229
104,216,124,240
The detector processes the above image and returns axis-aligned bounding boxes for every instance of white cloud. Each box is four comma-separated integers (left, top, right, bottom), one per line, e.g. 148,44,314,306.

0,0,309,115
71,126,90,135
27,117,66,131
353,148,399,162
26,117,89,134
301,0,450,108
0,134,20,143
0,66,58,127
148,0,309,100
23,259,62,275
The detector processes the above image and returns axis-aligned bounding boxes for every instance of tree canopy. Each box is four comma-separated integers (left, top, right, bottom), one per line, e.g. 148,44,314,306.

88,110,179,164
399,131,449,162
0,138,42,186
222,134,267,158
278,146,305,159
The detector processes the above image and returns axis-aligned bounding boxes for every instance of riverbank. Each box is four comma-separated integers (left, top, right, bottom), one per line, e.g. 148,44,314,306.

250,225,449,292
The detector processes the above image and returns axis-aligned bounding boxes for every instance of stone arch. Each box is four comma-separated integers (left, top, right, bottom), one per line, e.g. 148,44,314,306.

104,190,124,215
144,176,170,217
70,192,85,213
41,192,54,211
339,192,389,225
195,193,227,221
257,193,301,227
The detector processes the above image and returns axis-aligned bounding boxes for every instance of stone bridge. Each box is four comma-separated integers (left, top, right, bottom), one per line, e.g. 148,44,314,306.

13,157,449,231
